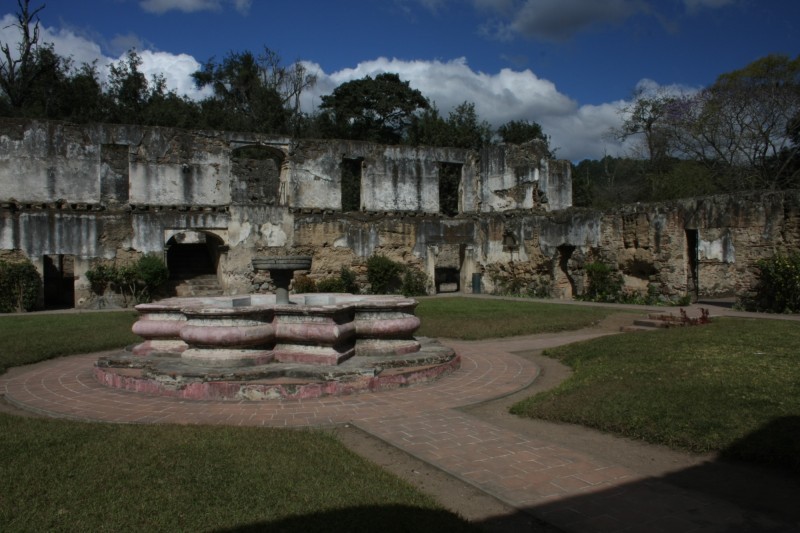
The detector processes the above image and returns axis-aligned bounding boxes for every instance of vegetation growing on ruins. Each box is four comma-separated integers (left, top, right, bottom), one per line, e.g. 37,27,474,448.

511,318,800,474
84,255,170,305
2,2,796,208
0,258,41,313
740,251,800,313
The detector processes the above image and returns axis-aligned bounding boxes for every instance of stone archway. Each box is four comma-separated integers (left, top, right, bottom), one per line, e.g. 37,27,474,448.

165,230,225,281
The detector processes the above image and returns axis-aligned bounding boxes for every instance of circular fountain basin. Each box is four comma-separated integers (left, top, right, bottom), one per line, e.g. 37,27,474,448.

95,293,459,400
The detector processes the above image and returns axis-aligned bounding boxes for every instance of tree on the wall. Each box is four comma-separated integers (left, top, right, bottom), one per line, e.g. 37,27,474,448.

317,73,429,144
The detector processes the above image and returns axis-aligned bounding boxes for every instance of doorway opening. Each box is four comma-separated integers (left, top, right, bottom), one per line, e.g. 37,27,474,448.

685,229,699,299
43,254,75,309
166,231,224,280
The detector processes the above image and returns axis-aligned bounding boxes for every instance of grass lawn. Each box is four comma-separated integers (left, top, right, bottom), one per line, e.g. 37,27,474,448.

416,297,615,340
0,311,140,374
0,298,612,531
510,318,800,473
0,416,475,532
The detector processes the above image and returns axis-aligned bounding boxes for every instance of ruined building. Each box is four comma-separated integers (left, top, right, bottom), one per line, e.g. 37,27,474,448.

1,118,797,308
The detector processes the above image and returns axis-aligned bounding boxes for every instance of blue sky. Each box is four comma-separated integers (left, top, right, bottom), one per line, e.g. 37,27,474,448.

2,0,798,160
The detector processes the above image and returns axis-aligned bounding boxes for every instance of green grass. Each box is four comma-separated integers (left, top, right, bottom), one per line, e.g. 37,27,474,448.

0,416,475,532
416,297,614,340
0,311,140,373
0,308,484,532
510,318,800,472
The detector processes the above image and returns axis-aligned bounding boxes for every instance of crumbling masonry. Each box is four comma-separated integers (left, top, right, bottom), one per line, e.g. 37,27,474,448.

1,118,797,308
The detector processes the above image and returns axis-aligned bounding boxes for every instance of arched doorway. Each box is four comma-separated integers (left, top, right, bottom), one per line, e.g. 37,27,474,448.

165,230,224,281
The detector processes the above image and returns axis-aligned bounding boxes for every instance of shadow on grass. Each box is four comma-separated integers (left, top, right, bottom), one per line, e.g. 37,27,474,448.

212,504,549,532
518,416,800,531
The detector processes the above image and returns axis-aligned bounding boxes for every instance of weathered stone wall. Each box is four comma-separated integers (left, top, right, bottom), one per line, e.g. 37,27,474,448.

2,118,795,308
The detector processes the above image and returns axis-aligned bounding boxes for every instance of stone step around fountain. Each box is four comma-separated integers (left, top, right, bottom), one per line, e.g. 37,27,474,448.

97,293,460,400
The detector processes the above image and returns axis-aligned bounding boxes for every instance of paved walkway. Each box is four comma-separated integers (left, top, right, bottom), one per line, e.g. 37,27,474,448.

2,301,798,532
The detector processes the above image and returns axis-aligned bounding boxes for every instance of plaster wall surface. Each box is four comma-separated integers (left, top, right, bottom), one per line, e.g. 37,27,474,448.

2,119,795,308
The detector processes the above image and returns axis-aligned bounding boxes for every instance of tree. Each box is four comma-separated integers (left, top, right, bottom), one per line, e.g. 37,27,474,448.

106,50,150,124
615,89,673,170
318,73,428,144
666,54,800,190
0,0,46,111
497,119,550,153
192,50,290,134
406,101,492,150
253,47,316,132
445,101,492,151
406,104,450,147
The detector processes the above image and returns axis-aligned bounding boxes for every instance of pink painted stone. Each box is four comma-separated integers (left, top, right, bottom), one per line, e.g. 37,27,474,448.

131,303,188,355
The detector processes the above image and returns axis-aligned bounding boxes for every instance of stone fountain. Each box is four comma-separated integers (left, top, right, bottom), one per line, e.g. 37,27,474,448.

94,256,459,400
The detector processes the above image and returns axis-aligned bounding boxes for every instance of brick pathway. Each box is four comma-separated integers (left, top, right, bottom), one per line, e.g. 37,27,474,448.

1,326,796,532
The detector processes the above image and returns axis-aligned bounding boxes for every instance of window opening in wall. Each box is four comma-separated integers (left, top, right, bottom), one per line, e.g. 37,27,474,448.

43,254,75,309
231,145,283,205
438,162,461,217
341,157,363,212
435,267,460,293
685,229,699,299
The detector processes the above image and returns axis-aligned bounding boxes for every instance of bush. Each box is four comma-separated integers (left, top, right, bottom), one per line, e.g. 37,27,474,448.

0,259,41,312
366,255,403,294
85,254,169,305
526,276,553,298
316,276,345,293
84,264,115,295
743,252,800,313
580,262,624,302
292,274,317,293
401,268,429,297
339,267,359,294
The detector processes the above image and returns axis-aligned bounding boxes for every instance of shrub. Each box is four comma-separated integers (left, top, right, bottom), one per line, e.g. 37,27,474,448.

580,262,624,302
366,255,403,294
85,254,169,305
743,252,800,313
84,264,115,295
339,267,359,294
401,268,429,297
526,276,553,298
292,274,317,293
316,276,345,293
0,259,41,312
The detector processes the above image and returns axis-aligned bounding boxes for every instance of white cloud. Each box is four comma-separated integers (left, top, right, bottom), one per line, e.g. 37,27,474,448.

139,0,251,15
300,56,630,160
134,49,211,99
0,14,106,68
3,14,630,160
0,15,210,100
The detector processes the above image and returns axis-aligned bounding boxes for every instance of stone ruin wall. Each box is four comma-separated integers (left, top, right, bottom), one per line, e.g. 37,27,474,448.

0,118,797,308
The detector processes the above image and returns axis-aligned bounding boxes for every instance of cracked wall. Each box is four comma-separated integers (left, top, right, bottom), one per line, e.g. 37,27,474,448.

1,118,796,307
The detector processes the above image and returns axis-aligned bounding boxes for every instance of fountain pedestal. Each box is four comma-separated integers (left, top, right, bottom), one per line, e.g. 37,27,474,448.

252,256,312,305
